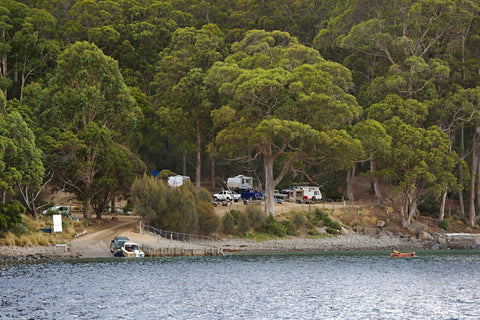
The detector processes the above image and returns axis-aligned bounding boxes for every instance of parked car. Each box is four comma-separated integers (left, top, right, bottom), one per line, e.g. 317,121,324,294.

42,206,71,216
213,190,241,202
110,236,129,256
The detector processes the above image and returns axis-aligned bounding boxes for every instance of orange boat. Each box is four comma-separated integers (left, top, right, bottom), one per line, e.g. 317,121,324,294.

390,251,415,258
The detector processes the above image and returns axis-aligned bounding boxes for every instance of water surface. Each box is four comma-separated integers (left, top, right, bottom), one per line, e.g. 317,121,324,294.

1,251,478,319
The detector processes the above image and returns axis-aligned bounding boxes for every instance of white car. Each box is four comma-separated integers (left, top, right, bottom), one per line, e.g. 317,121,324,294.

213,190,241,202
42,206,71,216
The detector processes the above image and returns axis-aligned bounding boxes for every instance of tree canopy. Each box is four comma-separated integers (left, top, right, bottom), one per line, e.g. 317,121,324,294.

2,0,480,229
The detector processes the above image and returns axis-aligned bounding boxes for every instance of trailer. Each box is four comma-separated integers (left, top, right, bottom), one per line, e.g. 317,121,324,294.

288,186,322,203
227,175,253,190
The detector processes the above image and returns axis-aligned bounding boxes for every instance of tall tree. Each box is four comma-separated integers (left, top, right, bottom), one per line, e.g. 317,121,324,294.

155,25,225,188
36,41,140,219
211,30,362,214
0,110,44,208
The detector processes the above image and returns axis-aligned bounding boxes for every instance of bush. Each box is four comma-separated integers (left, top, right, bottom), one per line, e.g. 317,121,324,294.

222,212,235,234
314,208,329,221
237,211,250,235
313,208,342,234
439,219,450,231
197,201,220,235
0,201,25,232
282,220,299,236
229,210,240,225
246,205,266,229
326,226,340,235
291,211,307,229
260,214,286,237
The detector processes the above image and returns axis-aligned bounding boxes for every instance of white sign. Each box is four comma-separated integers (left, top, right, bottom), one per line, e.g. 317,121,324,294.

53,214,62,232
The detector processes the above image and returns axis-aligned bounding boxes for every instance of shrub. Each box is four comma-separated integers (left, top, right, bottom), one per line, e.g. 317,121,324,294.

439,219,450,231
314,208,329,221
260,214,286,237
0,201,25,232
312,208,342,233
326,226,340,235
12,222,29,237
197,201,220,235
222,212,235,234
291,211,307,229
282,220,299,236
229,210,240,225
246,205,266,229
237,211,250,235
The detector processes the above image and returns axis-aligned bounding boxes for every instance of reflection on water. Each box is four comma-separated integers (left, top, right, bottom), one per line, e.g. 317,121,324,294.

1,252,480,319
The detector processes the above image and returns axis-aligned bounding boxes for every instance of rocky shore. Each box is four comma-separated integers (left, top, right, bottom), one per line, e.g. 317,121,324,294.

0,245,81,263
216,230,480,254
2,230,479,262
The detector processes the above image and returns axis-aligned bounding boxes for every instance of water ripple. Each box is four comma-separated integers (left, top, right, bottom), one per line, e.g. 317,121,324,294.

1,252,480,319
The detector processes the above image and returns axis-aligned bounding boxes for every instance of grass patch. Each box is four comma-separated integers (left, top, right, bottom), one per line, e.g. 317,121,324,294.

0,214,85,247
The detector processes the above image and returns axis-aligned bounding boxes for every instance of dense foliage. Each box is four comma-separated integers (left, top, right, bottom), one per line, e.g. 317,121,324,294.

2,0,480,230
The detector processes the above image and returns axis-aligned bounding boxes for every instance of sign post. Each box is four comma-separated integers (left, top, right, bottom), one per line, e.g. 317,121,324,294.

53,214,62,233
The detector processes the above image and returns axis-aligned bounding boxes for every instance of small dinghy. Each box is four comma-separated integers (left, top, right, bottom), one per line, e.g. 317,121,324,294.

390,250,415,258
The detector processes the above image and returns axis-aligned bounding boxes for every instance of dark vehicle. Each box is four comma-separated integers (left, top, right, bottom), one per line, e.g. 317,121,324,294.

239,189,263,200
110,236,129,256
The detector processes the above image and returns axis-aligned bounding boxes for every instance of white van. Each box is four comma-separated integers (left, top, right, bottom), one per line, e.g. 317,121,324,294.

288,186,322,202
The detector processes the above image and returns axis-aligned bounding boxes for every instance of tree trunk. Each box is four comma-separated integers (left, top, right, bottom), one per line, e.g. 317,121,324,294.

264,153,275,216
371,159,383,204
439,186,447,221
468,126,478,227
401,188,417,228
182,153,187,177
346,166,355,201
195,119,202,191
459,124,465,218
84,197,93,219
210,155,215,190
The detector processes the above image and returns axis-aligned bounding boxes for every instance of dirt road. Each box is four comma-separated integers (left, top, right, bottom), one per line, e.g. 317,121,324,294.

70,216,141,258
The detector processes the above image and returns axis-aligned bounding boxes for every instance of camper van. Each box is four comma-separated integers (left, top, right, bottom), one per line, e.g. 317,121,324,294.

227,175,253,190
288,186,322,203
167,175,190,187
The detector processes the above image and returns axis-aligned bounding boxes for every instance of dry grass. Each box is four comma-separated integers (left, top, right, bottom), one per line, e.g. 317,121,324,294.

0,214,84,247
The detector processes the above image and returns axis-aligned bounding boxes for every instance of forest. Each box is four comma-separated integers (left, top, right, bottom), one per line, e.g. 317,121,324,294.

1,0,480,230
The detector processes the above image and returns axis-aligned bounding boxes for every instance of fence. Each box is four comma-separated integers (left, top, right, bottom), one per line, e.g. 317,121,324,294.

140,223,214,247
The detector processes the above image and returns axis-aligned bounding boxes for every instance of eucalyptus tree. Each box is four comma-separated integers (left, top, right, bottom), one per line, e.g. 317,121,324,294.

0,110,44,213
11,8,60,101
366,96,457,227
154,25,225,190
35,41,140,219
352,119,391,204
0,0,29,98
210,30,362,215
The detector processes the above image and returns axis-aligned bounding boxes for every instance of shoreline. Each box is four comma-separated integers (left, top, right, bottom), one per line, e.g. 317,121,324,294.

2,232,479,262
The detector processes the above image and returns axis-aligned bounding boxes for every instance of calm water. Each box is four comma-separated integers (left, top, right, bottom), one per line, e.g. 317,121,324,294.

1,252,479,320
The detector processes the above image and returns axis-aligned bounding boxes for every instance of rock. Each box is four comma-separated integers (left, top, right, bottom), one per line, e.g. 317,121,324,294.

340,227,355,235
376,220,386,228
316,227,327,234
418,231,435,241
362,227,379,236
377,230,393,240
409,222,427,237
448,238,478,250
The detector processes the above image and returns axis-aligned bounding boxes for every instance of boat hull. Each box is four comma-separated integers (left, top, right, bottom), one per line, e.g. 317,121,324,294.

390,252,415,258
